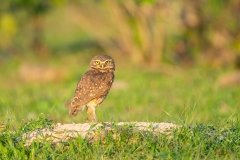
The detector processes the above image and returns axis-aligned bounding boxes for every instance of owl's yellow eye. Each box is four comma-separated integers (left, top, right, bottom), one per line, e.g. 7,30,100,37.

95,61,100,65
105,60,111,64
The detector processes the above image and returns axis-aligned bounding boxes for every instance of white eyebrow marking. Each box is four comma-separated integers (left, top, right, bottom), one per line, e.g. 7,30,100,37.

99,60,110,63
102,59,112,63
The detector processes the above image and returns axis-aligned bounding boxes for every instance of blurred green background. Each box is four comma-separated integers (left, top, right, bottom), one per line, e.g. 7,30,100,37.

0,0,239,127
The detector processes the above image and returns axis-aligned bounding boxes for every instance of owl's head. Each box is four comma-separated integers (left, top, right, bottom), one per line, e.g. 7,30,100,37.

90,55,115,71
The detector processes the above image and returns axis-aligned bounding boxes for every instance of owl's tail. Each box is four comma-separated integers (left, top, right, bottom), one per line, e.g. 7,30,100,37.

69,108,79,116
64,100,72,108
65,100,85,116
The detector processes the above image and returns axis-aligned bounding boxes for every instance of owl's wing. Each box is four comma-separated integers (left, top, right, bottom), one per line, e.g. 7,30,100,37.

65,71,114,110
65,75,91,109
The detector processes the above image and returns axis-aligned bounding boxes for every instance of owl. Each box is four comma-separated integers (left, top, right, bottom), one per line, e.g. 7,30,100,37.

65,55,115,122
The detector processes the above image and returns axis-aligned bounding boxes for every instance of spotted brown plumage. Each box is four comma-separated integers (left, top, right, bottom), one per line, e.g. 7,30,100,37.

65,55,115,122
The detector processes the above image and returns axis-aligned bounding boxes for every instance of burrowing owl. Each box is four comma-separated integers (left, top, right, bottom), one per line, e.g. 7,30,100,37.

65,55,115,122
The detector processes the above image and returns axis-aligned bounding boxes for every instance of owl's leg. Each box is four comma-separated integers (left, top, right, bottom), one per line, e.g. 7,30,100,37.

87,106,97,122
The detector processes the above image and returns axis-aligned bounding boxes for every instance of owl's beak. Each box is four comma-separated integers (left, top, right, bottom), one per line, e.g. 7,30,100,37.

101,64,104,69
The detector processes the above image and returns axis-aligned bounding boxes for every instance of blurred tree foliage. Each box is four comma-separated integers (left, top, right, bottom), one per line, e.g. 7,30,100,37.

0,0,240,67
68,0,167,63
178,0,240,67
0,0,63,57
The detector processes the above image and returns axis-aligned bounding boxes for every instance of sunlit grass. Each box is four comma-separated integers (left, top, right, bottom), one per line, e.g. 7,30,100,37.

0,115,239,159
0,54,239,158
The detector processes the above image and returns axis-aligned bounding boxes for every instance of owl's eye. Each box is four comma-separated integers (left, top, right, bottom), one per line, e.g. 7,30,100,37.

105,60,111,65
95,61,100,65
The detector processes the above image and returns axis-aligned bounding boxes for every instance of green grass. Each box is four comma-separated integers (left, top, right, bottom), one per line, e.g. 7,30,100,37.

0,54,239,159
0,116,239,159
